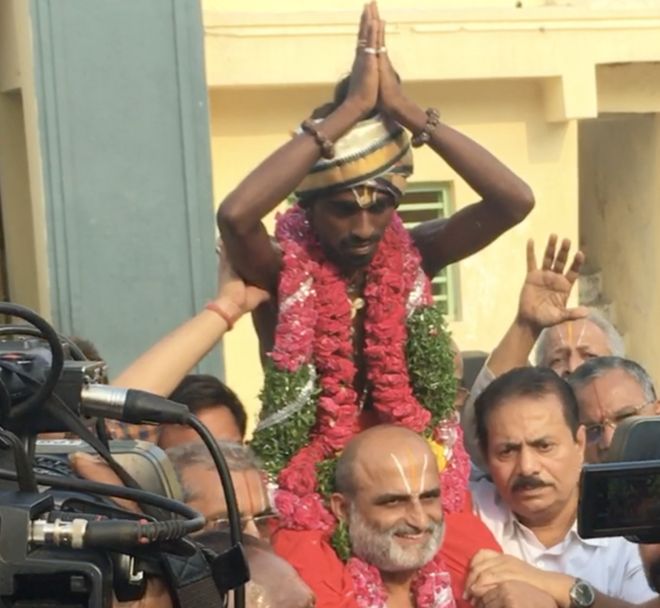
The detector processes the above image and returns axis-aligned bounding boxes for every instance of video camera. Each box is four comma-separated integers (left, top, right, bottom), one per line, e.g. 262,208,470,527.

579,416,660,544
0,303,249,608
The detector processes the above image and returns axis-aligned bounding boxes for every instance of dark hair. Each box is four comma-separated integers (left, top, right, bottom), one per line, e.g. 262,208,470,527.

567,356,656,403
169,374,247,438
474,367,580,454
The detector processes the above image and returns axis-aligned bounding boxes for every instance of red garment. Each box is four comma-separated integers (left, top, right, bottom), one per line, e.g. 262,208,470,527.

440,494,502,608
272,528,358,608
273,496,501,608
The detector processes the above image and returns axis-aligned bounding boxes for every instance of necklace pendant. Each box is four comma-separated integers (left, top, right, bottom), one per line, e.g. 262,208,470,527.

350,297,365,319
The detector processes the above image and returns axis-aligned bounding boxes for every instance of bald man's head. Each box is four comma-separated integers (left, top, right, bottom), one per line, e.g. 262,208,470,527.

334,425,435,497
330,425,444,574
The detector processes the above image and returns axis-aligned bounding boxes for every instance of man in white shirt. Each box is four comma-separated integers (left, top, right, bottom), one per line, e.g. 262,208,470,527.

465,366,654,607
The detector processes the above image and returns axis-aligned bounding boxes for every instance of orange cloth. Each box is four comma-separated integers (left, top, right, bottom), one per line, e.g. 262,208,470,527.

273,494,501,608
272,529,358,608
440,493,502,608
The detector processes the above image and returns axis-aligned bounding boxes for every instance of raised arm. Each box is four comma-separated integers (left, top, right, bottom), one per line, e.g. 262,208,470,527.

216,3,382,292
111,255,269,397
375,20,534,276
487,235,586,376
461,235,586,467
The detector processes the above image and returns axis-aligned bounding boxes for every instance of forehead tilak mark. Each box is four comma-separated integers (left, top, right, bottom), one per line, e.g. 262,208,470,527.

555,319,588,349
390,453,412,495
350,185,377,209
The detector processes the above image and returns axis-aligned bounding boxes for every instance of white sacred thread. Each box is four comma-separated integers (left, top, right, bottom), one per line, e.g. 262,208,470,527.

255,365,317,432
390,453,412,495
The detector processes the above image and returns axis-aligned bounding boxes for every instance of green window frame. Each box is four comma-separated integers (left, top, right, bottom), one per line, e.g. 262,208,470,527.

397,182,460,319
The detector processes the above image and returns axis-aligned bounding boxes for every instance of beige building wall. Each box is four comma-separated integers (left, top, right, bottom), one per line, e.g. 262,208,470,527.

579,114,660,382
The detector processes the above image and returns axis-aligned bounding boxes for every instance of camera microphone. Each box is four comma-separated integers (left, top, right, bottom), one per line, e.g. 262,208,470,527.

80,385,190,425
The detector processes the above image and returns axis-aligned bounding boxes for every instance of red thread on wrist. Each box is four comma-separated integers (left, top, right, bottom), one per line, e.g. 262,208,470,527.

205,302,235,330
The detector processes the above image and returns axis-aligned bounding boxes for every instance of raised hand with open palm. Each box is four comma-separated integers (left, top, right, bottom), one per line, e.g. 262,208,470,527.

517,234,587,331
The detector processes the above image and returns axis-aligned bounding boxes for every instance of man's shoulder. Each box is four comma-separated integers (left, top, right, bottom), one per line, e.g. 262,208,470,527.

271,529,358,608
469,478,510,523
585,532,644,558
470,478,498,506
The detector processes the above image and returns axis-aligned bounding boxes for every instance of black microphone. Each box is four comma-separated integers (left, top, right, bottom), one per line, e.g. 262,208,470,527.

80,385,190,425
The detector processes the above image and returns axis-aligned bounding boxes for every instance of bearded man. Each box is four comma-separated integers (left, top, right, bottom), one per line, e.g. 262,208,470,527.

216,3,532,607
327,426,451,608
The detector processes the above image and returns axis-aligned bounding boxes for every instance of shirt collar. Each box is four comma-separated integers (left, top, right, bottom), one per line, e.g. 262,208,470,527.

497,493,611,548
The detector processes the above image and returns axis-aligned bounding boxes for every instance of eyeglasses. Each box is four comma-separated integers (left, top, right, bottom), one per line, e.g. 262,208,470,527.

582,401,652,444
207,510,279,535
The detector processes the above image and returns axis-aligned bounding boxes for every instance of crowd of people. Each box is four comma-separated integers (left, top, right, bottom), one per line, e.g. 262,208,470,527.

68,3,660,607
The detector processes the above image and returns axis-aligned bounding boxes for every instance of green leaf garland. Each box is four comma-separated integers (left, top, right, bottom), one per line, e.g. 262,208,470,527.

251,361,320,478
406,304,457,431
253,303,456,561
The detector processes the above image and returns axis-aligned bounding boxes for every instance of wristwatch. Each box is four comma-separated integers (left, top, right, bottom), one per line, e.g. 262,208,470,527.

569,579,596,608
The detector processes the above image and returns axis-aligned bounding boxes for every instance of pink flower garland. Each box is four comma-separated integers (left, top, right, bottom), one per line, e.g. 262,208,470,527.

271,205,459,607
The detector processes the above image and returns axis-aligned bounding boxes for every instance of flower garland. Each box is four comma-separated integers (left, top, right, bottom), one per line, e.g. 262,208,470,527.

251,204,468,607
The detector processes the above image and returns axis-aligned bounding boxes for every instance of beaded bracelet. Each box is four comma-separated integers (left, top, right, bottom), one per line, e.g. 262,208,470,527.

301,119,336,159
411,107,441,148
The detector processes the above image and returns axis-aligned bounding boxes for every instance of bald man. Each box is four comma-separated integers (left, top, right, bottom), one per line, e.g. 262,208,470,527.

330,425,446,606
274,425,501,608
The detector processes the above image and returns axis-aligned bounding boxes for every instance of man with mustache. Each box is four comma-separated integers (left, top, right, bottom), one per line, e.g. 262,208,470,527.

465,367,653,607
568,357,660,465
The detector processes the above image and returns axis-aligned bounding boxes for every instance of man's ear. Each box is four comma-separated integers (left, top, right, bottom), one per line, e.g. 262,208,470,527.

654,400,660,415
329,492,349,522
